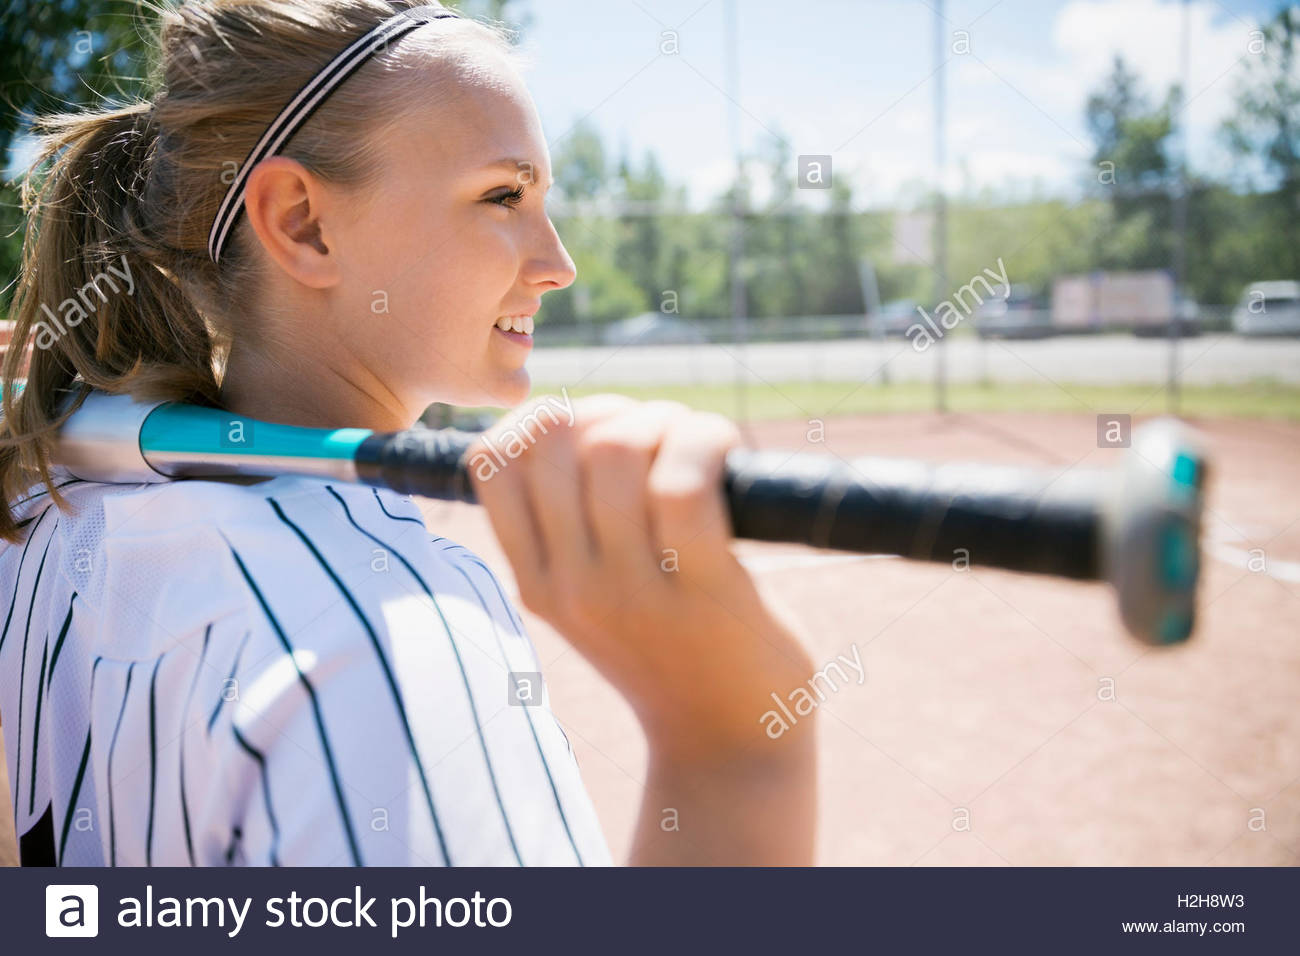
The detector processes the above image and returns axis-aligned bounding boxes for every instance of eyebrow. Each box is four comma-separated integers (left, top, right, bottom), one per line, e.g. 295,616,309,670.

480,158,554,190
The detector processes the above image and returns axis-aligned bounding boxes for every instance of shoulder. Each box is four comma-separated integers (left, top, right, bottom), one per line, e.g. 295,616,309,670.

68,476,510,658
90,473,431,550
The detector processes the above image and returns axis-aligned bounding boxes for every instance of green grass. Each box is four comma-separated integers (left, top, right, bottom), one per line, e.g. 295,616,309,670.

526,379,1300,422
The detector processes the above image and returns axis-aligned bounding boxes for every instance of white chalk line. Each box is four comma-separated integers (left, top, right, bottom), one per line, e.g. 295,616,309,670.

735,525,1300,582
1205,522,1300,583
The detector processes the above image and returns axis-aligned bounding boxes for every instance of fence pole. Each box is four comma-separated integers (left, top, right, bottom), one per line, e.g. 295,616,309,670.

1168,0,1192,415
932,0,949,414
725,0,748,427
858,258,889,385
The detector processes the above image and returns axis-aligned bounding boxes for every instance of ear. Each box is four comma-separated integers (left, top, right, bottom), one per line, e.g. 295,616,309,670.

241,156,340,289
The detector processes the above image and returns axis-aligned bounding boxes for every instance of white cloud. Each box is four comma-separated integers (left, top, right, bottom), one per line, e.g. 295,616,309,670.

1052,0,1260,159
683,156,745,207
529,0,1274,208
957,149,1079,195
846,0,1268,202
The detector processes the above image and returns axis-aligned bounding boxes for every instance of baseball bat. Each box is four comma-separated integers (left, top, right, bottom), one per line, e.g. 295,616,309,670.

46,390,1207,646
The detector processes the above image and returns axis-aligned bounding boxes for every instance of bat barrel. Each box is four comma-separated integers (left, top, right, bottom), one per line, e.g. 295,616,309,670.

1104,419,1207,645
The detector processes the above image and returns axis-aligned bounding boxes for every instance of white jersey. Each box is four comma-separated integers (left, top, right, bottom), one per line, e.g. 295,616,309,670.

0,471,611,866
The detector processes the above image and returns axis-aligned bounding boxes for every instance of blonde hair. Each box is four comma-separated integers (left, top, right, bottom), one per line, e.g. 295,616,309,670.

0,0,522,542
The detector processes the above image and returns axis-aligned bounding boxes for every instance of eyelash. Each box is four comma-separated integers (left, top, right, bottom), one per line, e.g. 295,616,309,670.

488,185,526,209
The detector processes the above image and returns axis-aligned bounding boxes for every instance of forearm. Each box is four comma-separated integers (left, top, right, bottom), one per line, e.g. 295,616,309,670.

627,721,818,866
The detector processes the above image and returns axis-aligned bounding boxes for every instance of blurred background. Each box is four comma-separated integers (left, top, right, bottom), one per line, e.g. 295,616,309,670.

2,1,1297,866
4,1,1300,420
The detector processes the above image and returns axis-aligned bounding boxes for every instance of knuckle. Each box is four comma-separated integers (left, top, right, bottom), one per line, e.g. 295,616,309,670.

695,410,743,448
647,466,711,516
522,402,576,440
580,425,654,472
512,395,566,426
642,398,692,419
536,412,577,449
572,393,637,423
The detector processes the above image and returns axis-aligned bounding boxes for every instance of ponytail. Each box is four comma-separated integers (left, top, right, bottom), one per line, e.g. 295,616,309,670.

0,99,222,542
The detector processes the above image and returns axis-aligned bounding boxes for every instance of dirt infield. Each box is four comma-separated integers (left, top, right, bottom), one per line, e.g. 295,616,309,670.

418,410,1300,867
1,410,1296,866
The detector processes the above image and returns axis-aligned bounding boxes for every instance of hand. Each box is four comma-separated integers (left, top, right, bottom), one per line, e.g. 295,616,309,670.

467,393,816,758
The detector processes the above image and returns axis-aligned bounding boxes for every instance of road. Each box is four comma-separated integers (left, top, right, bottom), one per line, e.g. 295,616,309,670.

525,333,1300,387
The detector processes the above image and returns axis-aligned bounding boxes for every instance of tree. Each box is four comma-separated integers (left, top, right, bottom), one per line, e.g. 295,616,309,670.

1,1,151,308
0,1,149,169
745,129,809,319
1223,6,1300,186
448,0,532,36
614,149,688,316
1083,55,1176,271
1221,5,1300,281
552,119,608,202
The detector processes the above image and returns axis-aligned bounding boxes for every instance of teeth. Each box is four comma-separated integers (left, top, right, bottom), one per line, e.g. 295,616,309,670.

496,314,534,335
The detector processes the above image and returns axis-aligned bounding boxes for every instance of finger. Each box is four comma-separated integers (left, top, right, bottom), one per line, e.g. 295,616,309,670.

579,400,692,569
466,425,547,591
522,403,594,572
645,411,743,574
520,393,667,571
466,393,637,577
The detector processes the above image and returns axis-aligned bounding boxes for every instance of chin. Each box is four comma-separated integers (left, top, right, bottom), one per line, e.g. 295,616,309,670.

489,368,532,409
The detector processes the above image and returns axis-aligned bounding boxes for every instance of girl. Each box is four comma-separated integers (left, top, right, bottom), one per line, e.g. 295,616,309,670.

0,0,816,866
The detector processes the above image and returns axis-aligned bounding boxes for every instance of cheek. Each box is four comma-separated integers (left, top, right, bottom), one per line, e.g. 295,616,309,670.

429,218,521,315
349,209,521,366
350,223,467,313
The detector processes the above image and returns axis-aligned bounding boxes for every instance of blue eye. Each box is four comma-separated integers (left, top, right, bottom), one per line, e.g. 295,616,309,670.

488,186,526,208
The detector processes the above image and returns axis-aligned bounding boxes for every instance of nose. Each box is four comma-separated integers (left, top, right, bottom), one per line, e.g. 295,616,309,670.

525,213,577,292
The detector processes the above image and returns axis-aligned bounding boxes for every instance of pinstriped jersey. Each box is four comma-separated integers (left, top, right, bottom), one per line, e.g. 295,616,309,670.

0,472,611,866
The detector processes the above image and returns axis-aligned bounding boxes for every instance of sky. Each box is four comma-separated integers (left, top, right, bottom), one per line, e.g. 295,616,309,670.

4,0,1284,209
516,0,1287,209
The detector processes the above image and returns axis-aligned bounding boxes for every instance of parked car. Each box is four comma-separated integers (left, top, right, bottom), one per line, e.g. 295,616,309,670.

974,284,1052,339
869,299,922,337
1232,281,1300,337
421,403,497,432
600,312,707,346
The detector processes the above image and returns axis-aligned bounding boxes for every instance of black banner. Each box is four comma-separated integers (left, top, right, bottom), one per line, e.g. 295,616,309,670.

2,867,1295,953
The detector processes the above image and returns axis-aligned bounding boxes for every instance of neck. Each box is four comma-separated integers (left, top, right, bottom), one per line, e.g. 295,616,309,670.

220,340,414,433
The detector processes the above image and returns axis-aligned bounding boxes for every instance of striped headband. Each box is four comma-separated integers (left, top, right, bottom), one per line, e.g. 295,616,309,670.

207,2,460,264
